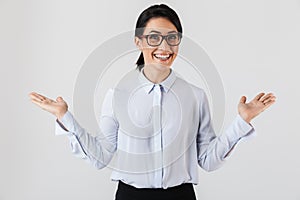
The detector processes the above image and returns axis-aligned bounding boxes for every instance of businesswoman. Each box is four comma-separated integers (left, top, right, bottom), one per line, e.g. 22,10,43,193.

29,4,276,200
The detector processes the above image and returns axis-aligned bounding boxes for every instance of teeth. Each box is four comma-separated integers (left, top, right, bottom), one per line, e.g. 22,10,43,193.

155,54,169,58
154,54,171,60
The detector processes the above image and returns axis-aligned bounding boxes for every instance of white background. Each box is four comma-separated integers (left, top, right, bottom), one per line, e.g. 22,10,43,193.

1,0,299,199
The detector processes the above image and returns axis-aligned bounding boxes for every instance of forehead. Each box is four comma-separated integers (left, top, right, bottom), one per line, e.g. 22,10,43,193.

144,17,177,34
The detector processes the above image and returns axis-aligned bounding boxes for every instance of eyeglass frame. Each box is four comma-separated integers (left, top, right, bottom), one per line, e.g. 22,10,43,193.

137,32,182,47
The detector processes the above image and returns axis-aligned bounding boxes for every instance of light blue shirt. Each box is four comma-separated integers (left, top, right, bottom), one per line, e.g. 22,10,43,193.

55,68,255,189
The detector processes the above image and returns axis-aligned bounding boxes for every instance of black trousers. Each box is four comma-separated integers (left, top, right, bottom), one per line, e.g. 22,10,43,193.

115,181,197,200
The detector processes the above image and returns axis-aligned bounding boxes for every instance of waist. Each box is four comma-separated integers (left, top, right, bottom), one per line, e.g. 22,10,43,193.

116,180,195,199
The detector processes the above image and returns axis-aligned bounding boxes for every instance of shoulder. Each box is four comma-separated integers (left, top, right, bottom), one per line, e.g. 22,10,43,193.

174,74,207,100
103,88,114,101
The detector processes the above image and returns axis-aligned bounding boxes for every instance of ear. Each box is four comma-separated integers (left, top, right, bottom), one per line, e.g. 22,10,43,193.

134,36,143,51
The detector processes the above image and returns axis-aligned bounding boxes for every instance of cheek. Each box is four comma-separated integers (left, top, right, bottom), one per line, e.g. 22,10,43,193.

172,46,179,54
142,47,156,57
171,47,179,60
140,41,153,54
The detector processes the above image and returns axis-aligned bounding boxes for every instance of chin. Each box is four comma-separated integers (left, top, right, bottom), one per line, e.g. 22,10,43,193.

159,63,172,69
149,62,172,71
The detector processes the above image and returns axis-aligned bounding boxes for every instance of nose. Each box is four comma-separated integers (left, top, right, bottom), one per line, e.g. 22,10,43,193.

158,38,171,51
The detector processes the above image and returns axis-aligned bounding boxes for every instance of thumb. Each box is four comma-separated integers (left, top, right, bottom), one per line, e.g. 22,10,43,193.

239,96,247,104
56,96,64,102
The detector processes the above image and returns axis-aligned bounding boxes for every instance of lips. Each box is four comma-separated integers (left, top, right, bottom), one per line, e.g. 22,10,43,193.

153,53,173,61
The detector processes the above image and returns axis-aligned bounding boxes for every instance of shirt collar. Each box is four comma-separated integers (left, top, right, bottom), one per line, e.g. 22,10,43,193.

138,67,176,94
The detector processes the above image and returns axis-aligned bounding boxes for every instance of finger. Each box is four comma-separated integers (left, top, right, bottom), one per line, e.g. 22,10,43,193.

260,93,274,102
31,92,54,103
31,98,44,107
29,92,38,96
29,93,44,102
262,99,276,110
29,92,41,98
263,96,276,104
30,94,54,105
29,92,48,101
239,96,247,104
255,92,265,101
56,96,64,102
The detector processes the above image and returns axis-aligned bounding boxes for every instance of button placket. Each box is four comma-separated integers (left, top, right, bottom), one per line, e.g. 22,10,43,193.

152,84,163,187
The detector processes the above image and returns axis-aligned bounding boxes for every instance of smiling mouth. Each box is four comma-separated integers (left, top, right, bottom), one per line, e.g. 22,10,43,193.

153,53,173,61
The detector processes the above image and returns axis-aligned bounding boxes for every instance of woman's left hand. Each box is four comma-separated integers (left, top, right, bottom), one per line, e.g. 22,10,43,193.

238,92,276,123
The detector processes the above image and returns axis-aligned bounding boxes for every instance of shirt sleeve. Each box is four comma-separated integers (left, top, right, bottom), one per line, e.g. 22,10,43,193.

54,88,119,169
196,90,256,172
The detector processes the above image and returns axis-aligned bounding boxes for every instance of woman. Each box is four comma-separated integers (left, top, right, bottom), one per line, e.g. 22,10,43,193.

29,4,276,200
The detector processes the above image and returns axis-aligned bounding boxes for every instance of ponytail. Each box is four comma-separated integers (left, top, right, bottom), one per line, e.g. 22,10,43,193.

136,52,145,71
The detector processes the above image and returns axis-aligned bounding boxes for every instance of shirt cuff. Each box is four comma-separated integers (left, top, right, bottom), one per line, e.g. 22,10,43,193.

55,111,75,135
221,114,256,160
230,114,256,139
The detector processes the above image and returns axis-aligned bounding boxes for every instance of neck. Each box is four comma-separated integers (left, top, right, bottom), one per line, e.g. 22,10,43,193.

143,64,171,84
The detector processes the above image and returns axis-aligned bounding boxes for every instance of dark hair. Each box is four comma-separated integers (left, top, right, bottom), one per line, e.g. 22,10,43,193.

135,4,183,71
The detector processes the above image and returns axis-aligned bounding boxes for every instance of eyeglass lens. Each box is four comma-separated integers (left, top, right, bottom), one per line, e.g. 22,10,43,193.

147,34,180,46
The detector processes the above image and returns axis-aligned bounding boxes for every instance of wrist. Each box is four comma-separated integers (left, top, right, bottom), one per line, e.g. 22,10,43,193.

239,113,252,124
56,110,67,121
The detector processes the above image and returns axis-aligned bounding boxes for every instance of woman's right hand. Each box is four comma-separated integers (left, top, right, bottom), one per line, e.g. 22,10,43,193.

29,92,68,120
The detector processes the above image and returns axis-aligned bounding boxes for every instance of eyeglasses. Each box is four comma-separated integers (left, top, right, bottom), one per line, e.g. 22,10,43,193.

138,33,182,47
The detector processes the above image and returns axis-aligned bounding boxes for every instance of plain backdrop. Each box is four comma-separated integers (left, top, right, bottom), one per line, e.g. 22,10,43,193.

1,0,299,200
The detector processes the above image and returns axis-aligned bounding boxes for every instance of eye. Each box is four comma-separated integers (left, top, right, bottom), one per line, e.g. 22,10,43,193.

168,34,178,41
148,34,160,41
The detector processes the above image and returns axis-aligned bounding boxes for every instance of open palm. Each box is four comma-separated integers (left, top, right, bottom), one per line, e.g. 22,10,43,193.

238,92,276,123
29,92,68,120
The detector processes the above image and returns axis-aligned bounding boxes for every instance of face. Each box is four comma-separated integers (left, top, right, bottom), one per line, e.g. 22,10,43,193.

135,17,180,70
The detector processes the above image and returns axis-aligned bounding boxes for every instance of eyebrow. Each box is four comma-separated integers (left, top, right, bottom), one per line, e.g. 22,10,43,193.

149,30,161,34
149,30,178,34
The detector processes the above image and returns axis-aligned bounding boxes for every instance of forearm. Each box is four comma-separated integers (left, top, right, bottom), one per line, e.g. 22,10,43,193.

197,115,255,171
55,111,117,169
